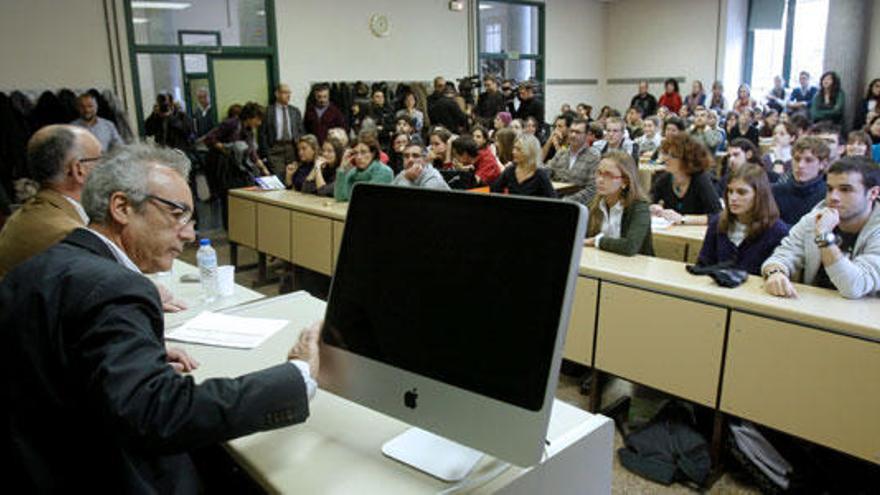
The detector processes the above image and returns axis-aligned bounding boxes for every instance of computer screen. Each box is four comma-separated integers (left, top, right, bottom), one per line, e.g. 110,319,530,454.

323,184,582,411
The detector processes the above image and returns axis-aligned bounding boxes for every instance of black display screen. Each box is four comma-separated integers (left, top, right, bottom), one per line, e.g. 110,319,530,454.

322,184,582,411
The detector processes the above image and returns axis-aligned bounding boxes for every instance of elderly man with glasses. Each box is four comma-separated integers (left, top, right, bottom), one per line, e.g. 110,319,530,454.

391,142,450,190
1,143,321,492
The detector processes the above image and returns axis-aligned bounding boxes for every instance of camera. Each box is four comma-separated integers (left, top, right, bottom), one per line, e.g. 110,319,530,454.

456,75,482,105
156,93,173,114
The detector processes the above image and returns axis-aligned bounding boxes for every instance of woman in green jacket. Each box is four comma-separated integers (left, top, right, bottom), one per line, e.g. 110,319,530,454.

810,71,845,125
584,151,654,256
334,139,393,202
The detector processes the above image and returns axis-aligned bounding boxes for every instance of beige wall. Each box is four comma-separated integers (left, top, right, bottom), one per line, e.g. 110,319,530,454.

0,0,115,92
603,0,724,113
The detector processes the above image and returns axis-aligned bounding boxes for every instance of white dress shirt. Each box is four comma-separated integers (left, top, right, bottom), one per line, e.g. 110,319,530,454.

594,199,624,248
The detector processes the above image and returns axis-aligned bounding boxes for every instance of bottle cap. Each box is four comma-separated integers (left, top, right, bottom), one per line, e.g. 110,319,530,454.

199,238,211,246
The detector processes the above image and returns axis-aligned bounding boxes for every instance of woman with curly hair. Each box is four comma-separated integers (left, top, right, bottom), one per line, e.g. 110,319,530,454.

650,133,722,225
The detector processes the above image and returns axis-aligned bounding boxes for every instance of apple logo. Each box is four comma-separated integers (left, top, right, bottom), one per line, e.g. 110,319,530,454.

404,388,418,409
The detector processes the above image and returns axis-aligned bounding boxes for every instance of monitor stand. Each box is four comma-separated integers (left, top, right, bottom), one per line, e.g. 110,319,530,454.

381,427,484,482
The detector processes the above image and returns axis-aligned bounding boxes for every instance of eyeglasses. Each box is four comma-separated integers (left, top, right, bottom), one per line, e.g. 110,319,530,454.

402,153,423,159
353,149,372,155
78,156,102,164
147,194,194,227
595,170,623,180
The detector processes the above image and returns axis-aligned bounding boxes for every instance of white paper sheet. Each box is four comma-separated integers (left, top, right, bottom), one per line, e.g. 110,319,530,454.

166,311,288,349
651,217,673,230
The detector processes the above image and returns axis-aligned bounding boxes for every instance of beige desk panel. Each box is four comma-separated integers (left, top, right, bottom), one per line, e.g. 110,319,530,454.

257,204,292,260
721,312,880,465
685,238,703,264
652,236,687,262
291,212,333,275
562,277,599,366
230,188,348,221
331,220,344,273
595,282,726,407
228,196,257,248
579,250,880,341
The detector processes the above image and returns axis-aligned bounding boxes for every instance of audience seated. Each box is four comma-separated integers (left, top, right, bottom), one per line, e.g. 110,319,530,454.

283,135,319,191
630,80,658,118
576,102,593,122
597,117,638,162
395,92,424,133
494,127,516,166
512,81,545,125
787,70,817,116
490,134,556,198
772,136,830,225
733,84,759,114
810,71,845,126
304,83,346,145
708,80,726,113
758,109,779,138
624,107,644,140
806,121,843,163
542,113,572,161
391,142,450,190
728,108,759,146
867,114,880,162
844,130,873,160
545,118,600,198
651,133,721,225
583,151,653,256
635,116,662,157
762,157,880,298
0,125,100,277
689,106,722,154
719,138,764,195
698,164,789,275
427,127,452,170
765,75,787,114
428,87,469,134
854,78,880,130
301,136,343,197
451,135,501,186
333,139,393,202
683,80,706,115
761,122,795,176
658,78,682,115
387,132,410,175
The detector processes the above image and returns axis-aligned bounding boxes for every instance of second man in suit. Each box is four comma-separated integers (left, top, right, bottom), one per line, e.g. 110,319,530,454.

262,83,305,176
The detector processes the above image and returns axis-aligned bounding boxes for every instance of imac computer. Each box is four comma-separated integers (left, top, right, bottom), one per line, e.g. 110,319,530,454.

318,184,586,481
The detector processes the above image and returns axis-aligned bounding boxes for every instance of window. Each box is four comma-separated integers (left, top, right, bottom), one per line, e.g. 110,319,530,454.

477,1,544,84
746,0,829,98
131,0,268,46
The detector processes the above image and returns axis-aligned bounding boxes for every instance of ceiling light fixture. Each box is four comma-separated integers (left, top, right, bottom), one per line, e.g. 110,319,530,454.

131,2,192,10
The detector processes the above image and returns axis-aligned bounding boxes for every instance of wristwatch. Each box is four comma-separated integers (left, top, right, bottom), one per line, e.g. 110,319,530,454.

814,231,840,248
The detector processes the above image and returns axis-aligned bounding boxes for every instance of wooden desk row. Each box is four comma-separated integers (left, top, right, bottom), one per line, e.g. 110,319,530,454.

228,188,879,466
565,250,880,466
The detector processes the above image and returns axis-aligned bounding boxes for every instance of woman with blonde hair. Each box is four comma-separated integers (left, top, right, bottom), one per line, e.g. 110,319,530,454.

490,133,556,198
584,151,653,255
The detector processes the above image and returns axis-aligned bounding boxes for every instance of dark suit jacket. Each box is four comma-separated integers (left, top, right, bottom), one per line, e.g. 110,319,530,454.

304,103,346,144
428,97,468,134
2,229,309,493
261,103,305,151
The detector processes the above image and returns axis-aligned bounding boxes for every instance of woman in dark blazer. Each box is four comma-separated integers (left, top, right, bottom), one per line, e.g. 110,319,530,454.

697,163,789,275
584,151,653,255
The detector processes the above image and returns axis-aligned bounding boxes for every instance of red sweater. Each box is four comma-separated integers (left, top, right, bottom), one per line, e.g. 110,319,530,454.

658,92,682,114
474,147,501,185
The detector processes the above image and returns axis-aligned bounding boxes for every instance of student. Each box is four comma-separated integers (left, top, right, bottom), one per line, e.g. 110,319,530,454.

302,136,344,197
490,134,556,198
807,121,844,163
283,134,319,191
624,106,644,140
854,78,880,130
451,135,501,186
635,116,662,156
758,109,779,138
598,117,639,163
810,71,845,126
426,127,453,170
391,143,450,190
630,80,658,117
708,81,727,113
658,78,682,115
583,151,653,255
772,136,830,226
494,127,516,165
761,122,795,176
844,130,873,160
719,138,765,195
868,114,880,162
684,80,706,115
651,133,721,225
698,164,789,275
387,132,410,175
728,108,759,146
762,157,880,299
732,84,758,114
689,107,722,154
333,139,393,202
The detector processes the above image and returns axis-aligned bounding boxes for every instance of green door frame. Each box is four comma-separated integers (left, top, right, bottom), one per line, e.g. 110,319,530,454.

476,0,546,84
123,0,280,136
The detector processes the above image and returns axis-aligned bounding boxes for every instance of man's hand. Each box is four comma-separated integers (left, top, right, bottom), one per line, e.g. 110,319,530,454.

404,162,423,182
166,345,199,373
764,272,798,298
288,321,321,378
815,207,840,236
153,280,187,313
584,236,597,247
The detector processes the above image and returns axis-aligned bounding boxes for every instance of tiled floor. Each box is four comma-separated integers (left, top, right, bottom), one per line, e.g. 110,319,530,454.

182,235,761,494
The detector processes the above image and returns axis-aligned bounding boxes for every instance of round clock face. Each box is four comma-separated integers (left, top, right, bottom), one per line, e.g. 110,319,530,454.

369,13,391,37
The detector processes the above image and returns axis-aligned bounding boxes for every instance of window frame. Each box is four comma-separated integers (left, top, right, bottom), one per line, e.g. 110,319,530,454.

743,0,798,88
476,0,546,85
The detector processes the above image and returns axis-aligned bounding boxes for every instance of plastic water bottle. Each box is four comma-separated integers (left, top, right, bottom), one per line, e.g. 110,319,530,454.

196,238,218,302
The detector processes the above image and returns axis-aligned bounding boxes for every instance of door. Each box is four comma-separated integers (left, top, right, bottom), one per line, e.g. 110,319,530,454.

208,55,272,124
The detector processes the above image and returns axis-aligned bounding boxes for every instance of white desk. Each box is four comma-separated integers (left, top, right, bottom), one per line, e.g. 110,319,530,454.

149,260,264,328
177,292,614,494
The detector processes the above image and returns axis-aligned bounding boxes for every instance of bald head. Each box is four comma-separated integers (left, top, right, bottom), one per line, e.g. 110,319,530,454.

28,125,101,190
275,83,292,106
